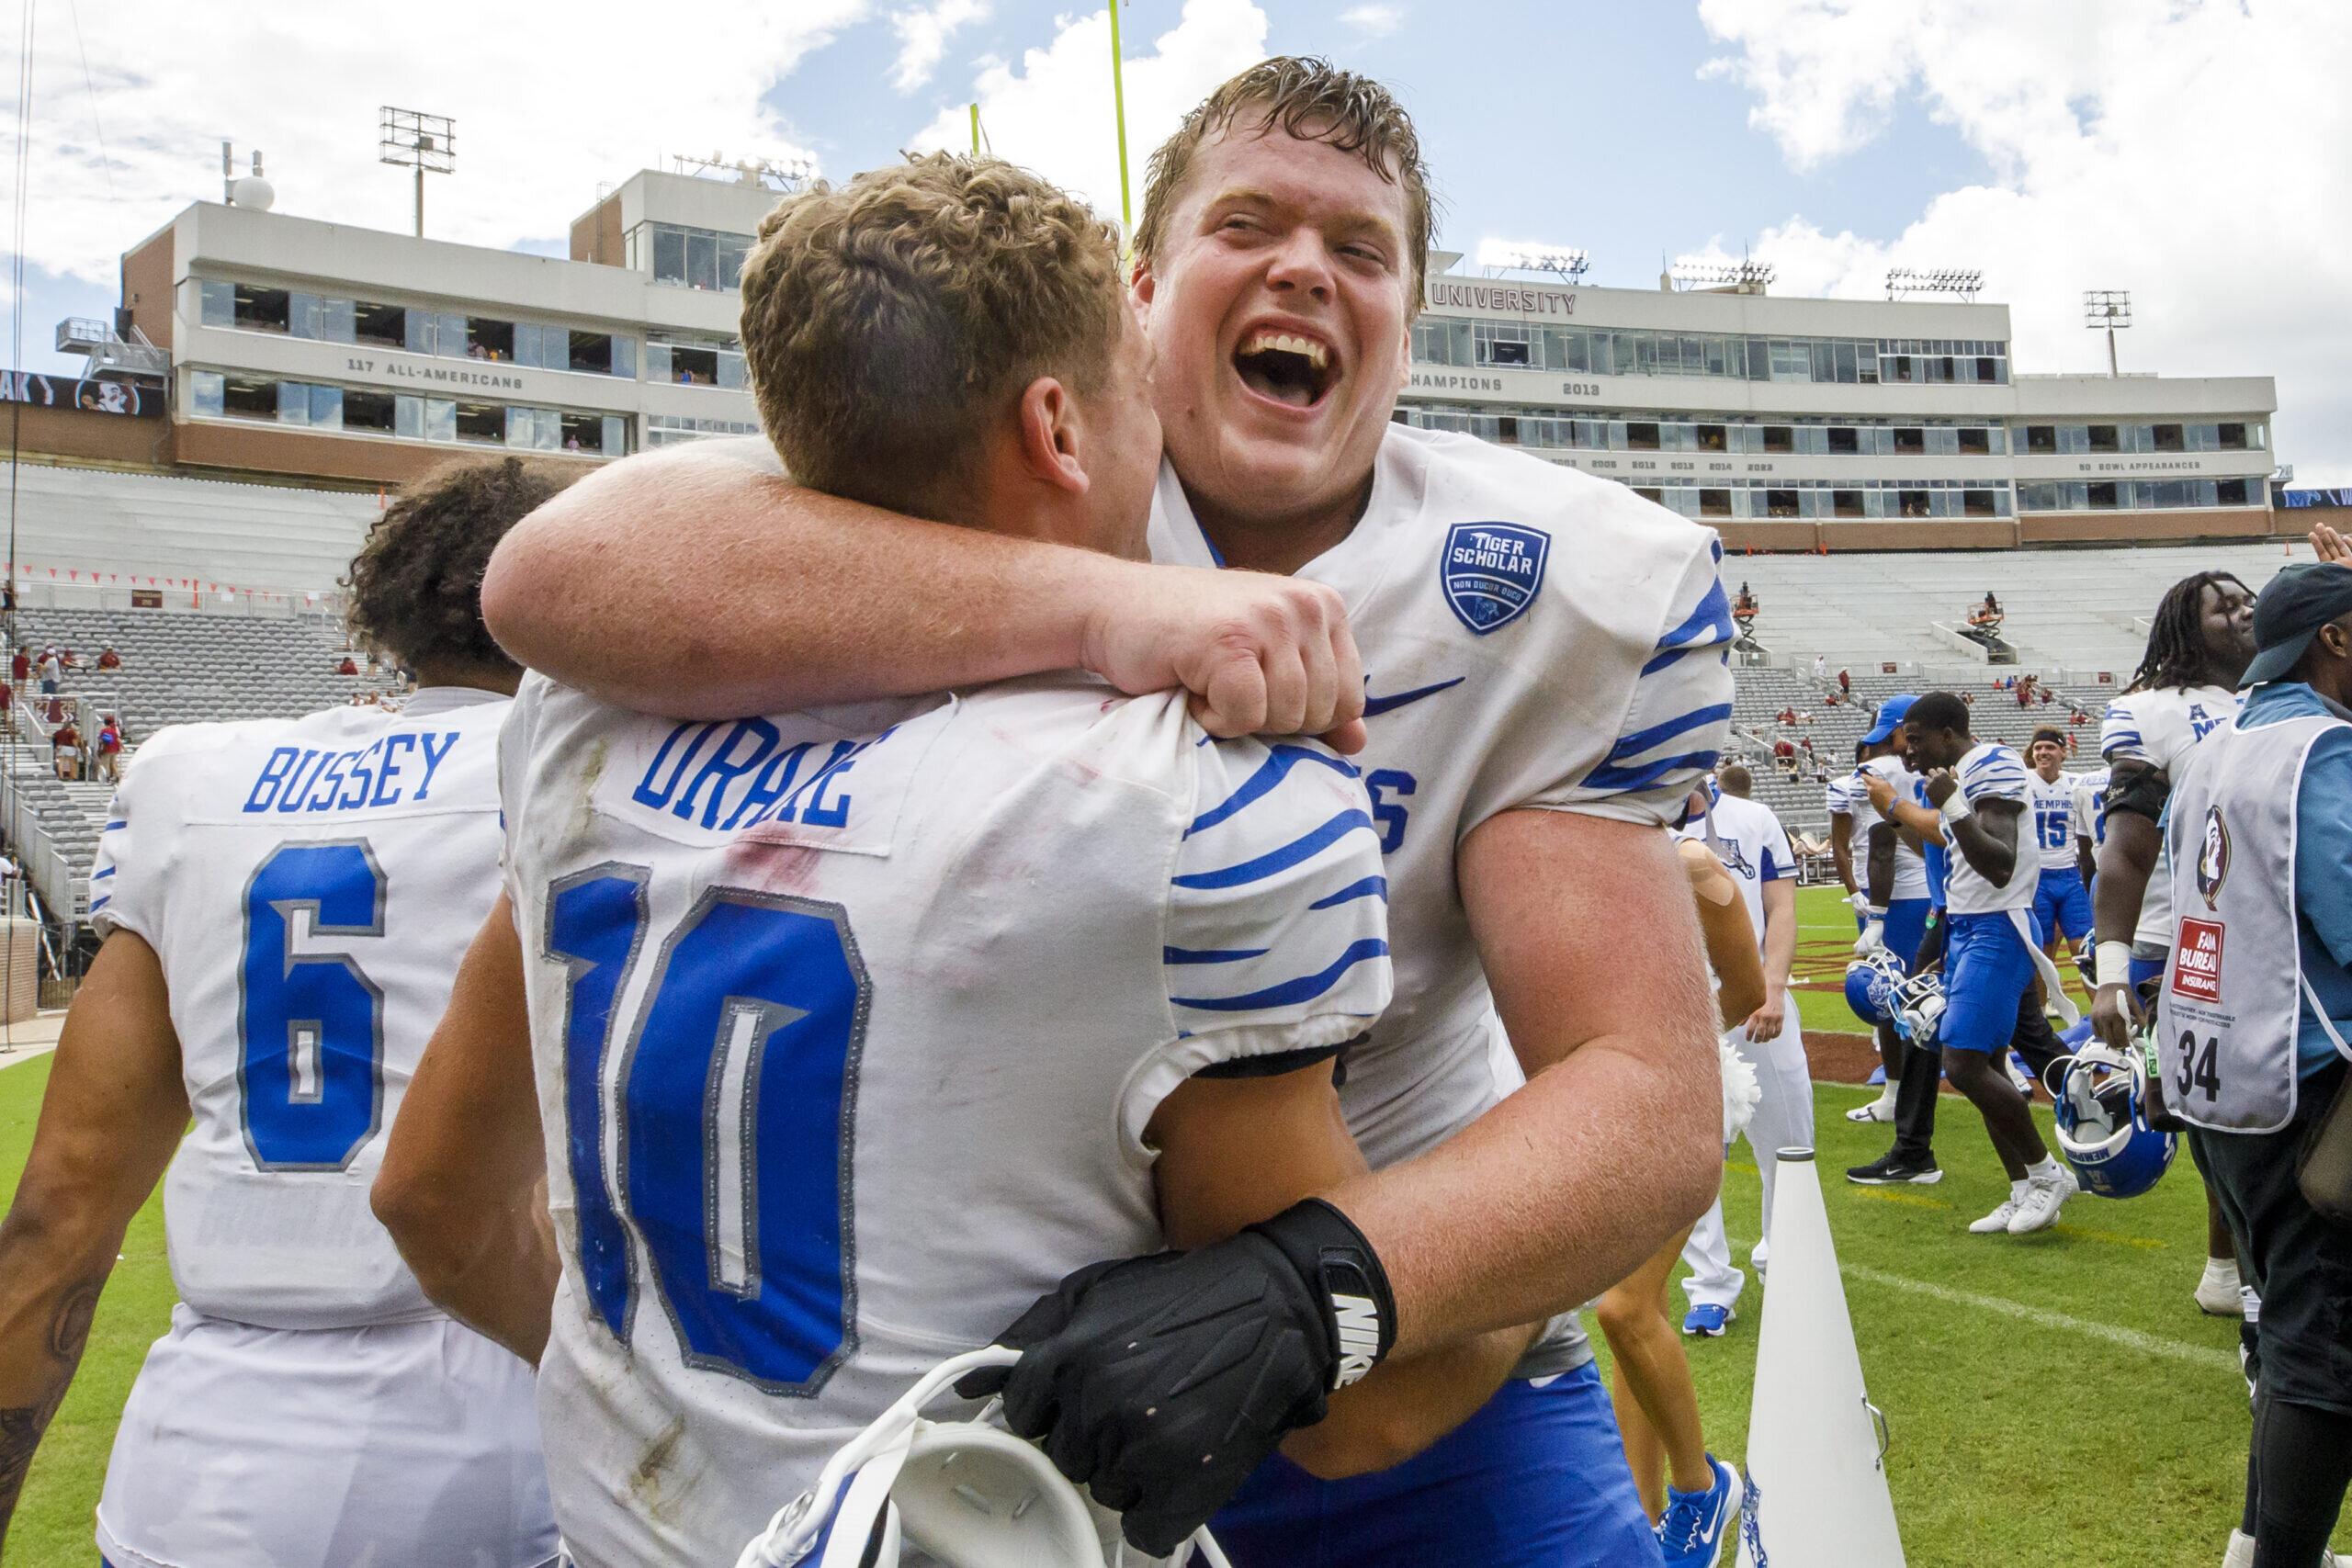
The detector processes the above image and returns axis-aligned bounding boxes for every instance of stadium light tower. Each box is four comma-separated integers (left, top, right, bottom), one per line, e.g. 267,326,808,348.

1670,257,1776,294
2085,289,2132,378
1885,266,1983,300
379,107,455,238
1480,243,1589,281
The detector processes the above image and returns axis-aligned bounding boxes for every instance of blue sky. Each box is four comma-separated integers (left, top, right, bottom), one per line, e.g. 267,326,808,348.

762,1,1994,294
18,1,2350,478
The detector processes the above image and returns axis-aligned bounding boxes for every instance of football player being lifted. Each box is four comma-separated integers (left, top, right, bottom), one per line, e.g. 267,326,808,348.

0,458,567,1568
377,153,1549,1568
478,57,1730,1568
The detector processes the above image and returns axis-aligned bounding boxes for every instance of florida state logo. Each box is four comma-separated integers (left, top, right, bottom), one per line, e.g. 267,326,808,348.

2196,805,2231,909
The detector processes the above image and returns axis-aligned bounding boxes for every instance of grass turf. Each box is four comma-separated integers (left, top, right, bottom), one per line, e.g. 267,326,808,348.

0,1054,175,1568
4,881,2342,1564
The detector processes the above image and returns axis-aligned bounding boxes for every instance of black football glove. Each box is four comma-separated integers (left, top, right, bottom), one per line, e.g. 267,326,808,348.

955,1198,1396,1556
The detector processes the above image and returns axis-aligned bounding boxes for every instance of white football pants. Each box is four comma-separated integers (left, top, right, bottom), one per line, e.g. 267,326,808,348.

1682,1006,1814,1312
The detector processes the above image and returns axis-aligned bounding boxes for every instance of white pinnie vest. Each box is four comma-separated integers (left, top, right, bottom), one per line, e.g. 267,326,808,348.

2157,710,2352,1133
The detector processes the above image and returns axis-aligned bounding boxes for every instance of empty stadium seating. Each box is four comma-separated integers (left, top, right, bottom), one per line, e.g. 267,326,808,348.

1724,539,2307,674
0,607,398,919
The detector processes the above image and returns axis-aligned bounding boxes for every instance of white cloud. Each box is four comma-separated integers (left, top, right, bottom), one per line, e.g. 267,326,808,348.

9,1,871,288
912,0,1267,230
890,0,990,92
1340,5,1405,39
1695,0,2352,481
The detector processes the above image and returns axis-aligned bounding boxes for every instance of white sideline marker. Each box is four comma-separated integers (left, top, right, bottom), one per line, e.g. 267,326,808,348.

1838,1262,2238,1373
1738,1148,1905,1568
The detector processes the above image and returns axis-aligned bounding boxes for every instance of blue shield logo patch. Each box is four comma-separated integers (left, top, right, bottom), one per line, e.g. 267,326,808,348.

1442,523,1550,635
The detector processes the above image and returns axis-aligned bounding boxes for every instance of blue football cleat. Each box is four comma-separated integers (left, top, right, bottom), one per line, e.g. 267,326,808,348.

1680,1303,1734,1337
1657,1454,1740,1568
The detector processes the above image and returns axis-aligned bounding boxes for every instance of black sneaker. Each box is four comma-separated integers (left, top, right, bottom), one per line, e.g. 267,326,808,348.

1846,1152,1943,1185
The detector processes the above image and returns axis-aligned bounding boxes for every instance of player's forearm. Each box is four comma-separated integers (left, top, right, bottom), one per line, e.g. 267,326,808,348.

1830,838,1856,894
1281,1321,1537,1479
391,1186,559,1366
1328,1027,1719,1356
481,452,1112,718
1763,898,1797,992
0,1195,119,1531
1866,831,1896,906
2094,813,2159,948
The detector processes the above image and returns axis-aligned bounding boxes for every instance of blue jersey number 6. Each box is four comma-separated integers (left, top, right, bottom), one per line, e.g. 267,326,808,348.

549,873,869,1393
239,840,387,1170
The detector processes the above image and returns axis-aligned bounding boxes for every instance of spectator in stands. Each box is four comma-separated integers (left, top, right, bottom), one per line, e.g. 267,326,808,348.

91,714,122,782
51,716,79,780
1815,654,1826,680
38,648,60,694
337,654,359,676
96,644,119,671
2039,686,2053,705
10,645,27,687
1838,668,1851,695
58,648,80,670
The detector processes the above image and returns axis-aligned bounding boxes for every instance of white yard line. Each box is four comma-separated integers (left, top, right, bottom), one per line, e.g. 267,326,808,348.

1840,1261,2241,1373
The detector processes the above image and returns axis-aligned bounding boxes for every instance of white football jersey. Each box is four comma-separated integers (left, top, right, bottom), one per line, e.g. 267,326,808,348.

502,674,1390,1568
2100,684,2241,773
90,689,511,1327
1823,771,1857,823
1847,757,1929,902
87,688,556,1568
2026,771,2081,872
2073,766,2111,848
1150,426,1731,1382
1148,426,1734,1169
2100,684,2243,947
1939,741,2035,916
1675,790,1795,955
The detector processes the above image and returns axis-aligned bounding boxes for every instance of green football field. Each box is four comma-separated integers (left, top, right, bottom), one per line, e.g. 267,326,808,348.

0,884,2339,1564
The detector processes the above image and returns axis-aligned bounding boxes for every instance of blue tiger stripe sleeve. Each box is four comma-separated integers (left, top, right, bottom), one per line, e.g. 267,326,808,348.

87,733,166,942
1162,736,1392,1042
1552,534,1736,824
1118,728,1394,1154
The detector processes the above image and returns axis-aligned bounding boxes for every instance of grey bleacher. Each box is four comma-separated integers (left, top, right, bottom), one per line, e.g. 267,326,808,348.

1725,540,2306,674
3,607,397,918
13,607,392,740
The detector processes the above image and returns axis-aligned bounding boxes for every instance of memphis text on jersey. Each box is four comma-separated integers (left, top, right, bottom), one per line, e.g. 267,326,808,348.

241,731,469,813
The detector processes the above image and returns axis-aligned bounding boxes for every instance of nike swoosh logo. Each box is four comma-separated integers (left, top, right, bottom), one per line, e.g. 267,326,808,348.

1363,677,1464,716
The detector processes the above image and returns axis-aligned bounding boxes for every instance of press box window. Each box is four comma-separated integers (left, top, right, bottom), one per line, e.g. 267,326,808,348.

1834,490,1865,518
221,376,277,419
344,389,397,434
277,382,343,429
1625,423,1660,451
454,401,506,445
289,294,356,344
2025,425,2056,455
232,285,290,333
1959,428,1991,456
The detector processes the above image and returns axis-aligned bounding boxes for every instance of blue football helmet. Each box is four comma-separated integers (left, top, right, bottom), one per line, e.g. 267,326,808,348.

1890,970,1945,1045
2044,1043,2177,1200
1844,949,1908,1027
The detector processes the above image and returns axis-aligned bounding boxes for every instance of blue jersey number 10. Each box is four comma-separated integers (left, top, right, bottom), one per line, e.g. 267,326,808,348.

548,869,869,1393
239,840,388,1171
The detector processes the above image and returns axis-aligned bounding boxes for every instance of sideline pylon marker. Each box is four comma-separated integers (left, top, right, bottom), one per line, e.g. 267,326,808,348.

1736,1148,1905,1568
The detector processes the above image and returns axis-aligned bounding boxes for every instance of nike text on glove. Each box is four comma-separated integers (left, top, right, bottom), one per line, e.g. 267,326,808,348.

1854,914,1885,956
955,1197,1396,1557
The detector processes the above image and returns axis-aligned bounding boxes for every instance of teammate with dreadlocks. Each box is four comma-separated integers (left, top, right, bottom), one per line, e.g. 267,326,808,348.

2089,569,2256,1316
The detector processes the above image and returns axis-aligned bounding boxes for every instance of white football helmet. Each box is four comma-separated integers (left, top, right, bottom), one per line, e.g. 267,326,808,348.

734,1348,1233,1568
1891,970,1946,1046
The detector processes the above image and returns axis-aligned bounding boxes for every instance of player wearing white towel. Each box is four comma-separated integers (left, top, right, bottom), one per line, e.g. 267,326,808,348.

476,60,1729,1568
376,154,1544,1568
0,459,564,1567
1899,694,2078,1237
2086,570,2256,1315
1674,767,1806,1334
